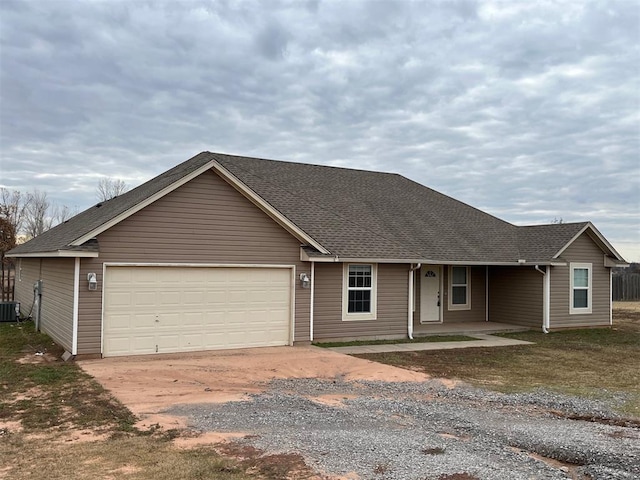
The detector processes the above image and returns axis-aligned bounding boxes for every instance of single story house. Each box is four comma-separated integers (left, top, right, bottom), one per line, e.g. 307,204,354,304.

8,152,627,358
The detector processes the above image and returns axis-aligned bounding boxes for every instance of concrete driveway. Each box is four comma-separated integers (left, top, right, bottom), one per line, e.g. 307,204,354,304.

79,345,428,429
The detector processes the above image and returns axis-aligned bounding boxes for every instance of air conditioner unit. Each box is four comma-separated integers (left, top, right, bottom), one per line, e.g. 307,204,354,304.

0,302,19,322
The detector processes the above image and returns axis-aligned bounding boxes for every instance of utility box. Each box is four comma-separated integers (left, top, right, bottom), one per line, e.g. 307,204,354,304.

0,302,20,322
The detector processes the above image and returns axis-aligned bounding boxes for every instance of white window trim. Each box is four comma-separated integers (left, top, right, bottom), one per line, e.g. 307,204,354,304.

342,263,377,321
570,262,592,314
448,266,471,311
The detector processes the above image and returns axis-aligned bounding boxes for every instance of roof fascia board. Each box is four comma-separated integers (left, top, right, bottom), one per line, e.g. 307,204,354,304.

550,261,568,266
70,159,219,247
586,224,626,260
6,250,99,258
554,222,625,261
302,252,561,266
212,161,330,254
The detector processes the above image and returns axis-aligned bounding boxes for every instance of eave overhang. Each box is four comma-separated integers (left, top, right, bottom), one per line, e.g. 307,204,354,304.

6,250,99,258
300,248,566,266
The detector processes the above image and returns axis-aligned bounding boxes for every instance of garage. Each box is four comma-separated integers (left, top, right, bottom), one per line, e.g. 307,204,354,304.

102,265,293,357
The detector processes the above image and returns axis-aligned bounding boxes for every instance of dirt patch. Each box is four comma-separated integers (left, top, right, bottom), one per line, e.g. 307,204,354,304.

216,441,325,479
307,394,359,408
0,420,23,434
16,352,59,364
80,345,429,429
173,430,248,448
509,446,583,479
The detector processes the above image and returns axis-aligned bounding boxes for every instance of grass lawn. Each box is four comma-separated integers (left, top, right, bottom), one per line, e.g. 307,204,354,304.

0,321,315,480
355,302,640,418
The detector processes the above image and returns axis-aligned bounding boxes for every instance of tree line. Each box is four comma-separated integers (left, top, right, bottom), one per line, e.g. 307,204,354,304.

0,178,128,301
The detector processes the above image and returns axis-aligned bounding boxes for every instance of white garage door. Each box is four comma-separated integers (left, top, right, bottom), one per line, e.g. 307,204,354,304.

103,266,292,357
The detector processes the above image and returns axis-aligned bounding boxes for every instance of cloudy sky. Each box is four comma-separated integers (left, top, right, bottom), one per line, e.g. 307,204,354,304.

1,0,639,260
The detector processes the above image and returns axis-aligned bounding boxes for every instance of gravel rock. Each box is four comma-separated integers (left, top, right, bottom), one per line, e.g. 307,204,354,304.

167,377,639,480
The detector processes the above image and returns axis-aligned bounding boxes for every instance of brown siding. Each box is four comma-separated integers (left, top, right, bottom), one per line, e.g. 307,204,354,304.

14,258,40,314
488,266,543,327
14,258,74,352
313,263,408,341
77,170,310,355
442,266,486,323
549,233,610,328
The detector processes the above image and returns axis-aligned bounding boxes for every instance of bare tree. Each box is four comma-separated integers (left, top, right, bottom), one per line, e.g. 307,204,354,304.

0,188,30,236
51,204,74,225
97,178,127,201
24,190,53,239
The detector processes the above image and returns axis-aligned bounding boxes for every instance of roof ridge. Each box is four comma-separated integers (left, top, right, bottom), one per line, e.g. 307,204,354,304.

208,151,402,177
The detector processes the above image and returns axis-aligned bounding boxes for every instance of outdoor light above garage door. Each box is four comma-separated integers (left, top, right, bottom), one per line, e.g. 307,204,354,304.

87,273,98,290
300,273,310,288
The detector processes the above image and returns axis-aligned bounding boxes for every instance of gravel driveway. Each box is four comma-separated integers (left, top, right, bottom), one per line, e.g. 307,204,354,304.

168,377,639,480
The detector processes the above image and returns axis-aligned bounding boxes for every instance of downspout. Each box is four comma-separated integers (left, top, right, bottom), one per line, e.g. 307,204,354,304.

609,269,613,326
535,265,550,333
72,257,80,356
408,263,422,339
310,261,315,342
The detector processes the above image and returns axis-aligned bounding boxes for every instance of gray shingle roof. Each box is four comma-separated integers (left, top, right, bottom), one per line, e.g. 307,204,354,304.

8,151,613,263
517,222,590,263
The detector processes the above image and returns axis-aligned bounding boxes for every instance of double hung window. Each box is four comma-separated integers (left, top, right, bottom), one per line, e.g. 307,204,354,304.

343,264,377,320
570,263,592,314
448,266,471,310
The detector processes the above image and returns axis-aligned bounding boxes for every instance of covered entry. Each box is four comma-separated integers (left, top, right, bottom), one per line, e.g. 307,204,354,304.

102,265,293,357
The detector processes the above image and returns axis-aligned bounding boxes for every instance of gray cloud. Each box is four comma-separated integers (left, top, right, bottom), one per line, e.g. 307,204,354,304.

1,0,638,259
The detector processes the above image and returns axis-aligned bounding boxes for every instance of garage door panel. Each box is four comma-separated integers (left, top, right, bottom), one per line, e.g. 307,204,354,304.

103,266,292,357
132,335,157,353
160,291,182,306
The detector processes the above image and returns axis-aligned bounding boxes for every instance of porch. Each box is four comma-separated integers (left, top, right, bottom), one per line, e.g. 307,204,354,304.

412,264,544,334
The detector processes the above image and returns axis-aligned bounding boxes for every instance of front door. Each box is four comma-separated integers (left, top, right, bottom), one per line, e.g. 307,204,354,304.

420,265,441,323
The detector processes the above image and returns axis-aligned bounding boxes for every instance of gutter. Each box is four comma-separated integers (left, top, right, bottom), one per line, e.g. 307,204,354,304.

407,263,422,339
535,265,550,333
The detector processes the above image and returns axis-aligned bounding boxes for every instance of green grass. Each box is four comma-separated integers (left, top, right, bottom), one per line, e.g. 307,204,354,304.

0,321,137,432
313,334,477,348
355,308,640,417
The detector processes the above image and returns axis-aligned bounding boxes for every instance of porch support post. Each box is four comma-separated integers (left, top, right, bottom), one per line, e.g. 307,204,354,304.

485,265,489,322
408,265,414,339
544,266,551,332
535,265,551,333
407,263,421,339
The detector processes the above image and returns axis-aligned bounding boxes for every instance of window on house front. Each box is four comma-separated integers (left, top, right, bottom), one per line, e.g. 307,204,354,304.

570,263,592,314
343,264,377,320
449,266,471,310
